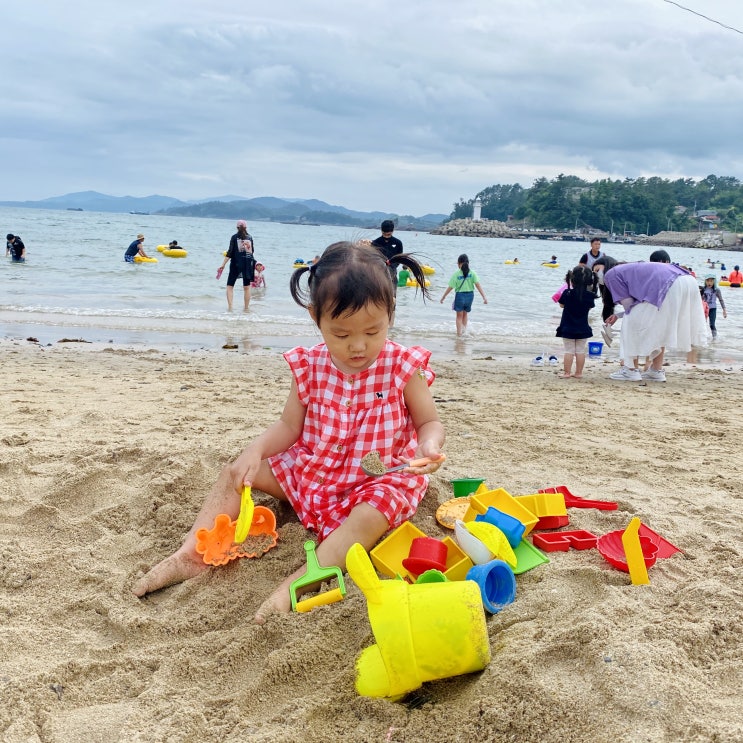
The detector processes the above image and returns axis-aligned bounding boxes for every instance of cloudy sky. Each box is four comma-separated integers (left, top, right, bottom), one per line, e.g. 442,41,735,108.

4,0,743,215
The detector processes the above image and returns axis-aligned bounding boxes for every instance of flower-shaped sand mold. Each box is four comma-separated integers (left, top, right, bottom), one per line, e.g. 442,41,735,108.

195,506,278,566
597,530,658,572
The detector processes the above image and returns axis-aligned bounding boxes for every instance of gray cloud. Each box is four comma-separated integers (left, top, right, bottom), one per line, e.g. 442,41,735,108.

2,0,742,214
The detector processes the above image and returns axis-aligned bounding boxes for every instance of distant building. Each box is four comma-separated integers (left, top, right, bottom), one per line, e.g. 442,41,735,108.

473,198,482,221
695,210,719,230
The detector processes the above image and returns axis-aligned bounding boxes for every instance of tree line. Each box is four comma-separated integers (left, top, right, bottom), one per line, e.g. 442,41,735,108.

448,174,743,234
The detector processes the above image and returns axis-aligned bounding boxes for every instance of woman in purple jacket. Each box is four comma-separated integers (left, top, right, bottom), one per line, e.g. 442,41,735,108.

593,256,707,383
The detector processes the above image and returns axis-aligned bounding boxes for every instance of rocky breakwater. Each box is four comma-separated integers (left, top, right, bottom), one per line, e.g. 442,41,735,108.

635,230,741,250
431,218,513,238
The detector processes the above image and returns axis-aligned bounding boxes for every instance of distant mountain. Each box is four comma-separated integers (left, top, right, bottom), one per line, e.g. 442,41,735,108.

0,190,188,214
158,197,446,229
0,191,447,229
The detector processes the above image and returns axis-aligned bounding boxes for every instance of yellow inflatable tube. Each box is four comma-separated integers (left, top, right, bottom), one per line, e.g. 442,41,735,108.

422,265,435,275
156,244,168,253
406,278,430,287
541,262,560,268
163,248,188,258
134,255,158,263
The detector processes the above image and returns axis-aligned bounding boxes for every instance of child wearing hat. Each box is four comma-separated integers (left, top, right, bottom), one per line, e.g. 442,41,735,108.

700,274,727,339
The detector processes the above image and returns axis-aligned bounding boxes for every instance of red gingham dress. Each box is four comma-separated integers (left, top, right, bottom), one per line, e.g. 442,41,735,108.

268,340,435,541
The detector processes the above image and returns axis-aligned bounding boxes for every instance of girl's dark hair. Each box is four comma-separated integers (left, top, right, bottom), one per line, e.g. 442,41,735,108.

565,265,596,300
592,255,622,320
457,253,470,278
289,241,430,324
237,224,249,239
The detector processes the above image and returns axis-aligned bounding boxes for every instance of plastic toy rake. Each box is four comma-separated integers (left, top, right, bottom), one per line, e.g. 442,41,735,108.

289,540,346,613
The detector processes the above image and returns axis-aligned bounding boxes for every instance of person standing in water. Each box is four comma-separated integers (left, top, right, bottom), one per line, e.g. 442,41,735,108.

6,233,25,262
439,253,487,336
217,220,256,310
124,234,149,263
371,219,403,287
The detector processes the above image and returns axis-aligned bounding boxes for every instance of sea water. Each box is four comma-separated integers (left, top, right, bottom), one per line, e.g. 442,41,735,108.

2,206,742,363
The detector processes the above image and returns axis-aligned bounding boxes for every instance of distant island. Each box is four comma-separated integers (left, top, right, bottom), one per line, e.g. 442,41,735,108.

0,191,447,231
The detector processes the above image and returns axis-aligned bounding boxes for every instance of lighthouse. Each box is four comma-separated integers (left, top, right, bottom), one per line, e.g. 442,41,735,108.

473,198,482,221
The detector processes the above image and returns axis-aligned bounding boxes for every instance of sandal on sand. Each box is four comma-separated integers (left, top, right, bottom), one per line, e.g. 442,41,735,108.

601,325,613,347
531,356,544,367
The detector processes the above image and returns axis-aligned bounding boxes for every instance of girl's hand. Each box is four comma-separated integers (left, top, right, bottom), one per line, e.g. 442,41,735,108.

229,448,262,491
606,314,618,326
411,441,445,474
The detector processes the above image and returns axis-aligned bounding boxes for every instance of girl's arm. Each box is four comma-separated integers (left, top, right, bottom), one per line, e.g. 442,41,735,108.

475,281,488,303
403,371,445,471
440,287,452,303
716,288,727,316
229,380,307,489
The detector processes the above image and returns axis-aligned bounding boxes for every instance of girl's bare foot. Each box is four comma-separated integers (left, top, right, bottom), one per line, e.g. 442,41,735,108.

558,372,572,379
254,581,292,625
132,549,208,597
572,373,583,379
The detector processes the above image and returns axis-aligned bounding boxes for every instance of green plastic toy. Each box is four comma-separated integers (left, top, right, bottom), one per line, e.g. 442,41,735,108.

290,540,346,612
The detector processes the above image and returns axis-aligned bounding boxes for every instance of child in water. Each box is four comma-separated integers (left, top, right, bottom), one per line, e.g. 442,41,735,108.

439,253,488,336
555,265,597,379
132,241,446,623
251,262,266,288
700,274,727,339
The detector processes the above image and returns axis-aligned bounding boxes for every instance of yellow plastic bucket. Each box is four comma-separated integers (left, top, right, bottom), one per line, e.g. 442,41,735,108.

347,543,490,699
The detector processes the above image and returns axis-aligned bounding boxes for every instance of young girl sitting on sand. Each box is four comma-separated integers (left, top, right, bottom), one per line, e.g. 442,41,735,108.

133,241,446,623
555,265,597,379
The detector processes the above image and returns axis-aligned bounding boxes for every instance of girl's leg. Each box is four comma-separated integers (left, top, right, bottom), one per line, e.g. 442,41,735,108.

455,311,466,336
132,460,283,597
574,353,586,378
562,353,574,377
254,502,389,624
461,310,469,333
226,285,234,310
243,285,251,310
708,308,717,338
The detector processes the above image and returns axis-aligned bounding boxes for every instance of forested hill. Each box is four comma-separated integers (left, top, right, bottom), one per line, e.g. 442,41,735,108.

449,175,743,235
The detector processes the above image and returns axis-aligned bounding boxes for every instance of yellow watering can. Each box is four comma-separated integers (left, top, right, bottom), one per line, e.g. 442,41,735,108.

346,542,490,699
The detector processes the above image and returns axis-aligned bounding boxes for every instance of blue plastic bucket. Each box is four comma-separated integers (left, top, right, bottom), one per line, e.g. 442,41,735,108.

466,560,517,614
588,341,603,356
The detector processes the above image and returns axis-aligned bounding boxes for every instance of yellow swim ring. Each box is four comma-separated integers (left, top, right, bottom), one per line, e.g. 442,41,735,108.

156,244,168,253
504,260,519,265
718,280,731,287
541,262,560,268
422,265,435,275
293,262,307,269
163,248,188,258
406,278,431,287
134,255,158,263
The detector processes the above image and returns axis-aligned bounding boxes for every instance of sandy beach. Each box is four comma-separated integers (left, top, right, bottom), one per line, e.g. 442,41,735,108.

1,338,741,743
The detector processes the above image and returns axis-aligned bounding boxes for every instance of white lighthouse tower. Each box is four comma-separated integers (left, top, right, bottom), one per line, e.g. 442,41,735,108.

473,198,482,221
